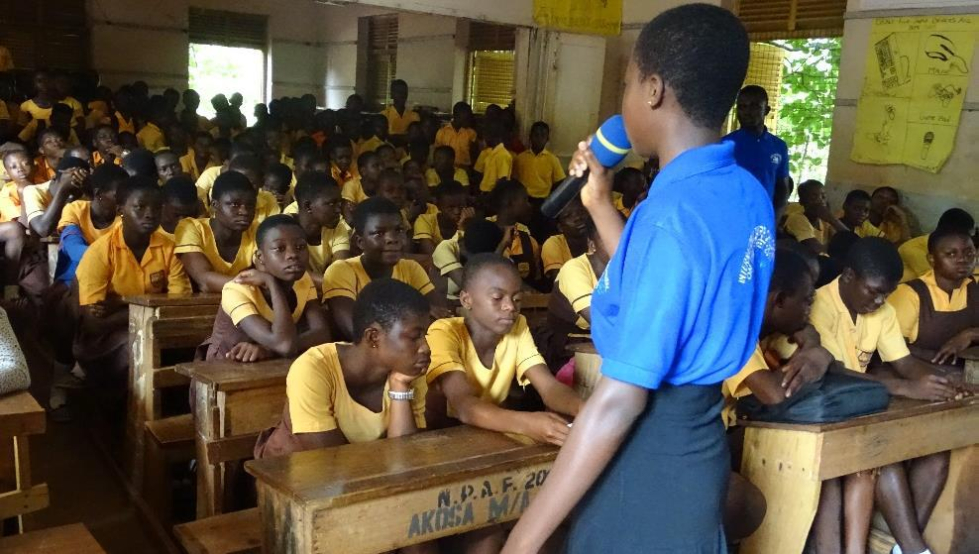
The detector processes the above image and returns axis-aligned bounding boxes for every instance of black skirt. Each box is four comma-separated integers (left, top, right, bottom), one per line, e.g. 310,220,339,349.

566,383,729,553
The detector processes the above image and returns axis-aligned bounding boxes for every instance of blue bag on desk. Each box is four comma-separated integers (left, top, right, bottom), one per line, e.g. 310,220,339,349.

736,371,890,425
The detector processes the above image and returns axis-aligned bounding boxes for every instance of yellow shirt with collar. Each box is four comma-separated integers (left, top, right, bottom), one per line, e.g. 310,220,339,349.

514,148,566,199
76,226,191,305
810,277,910,372
887,270,971,344
19,99,51,124
174,217,257,277
331,163,356,188
433,235,463,300
898,234,930,283
287,342,427,438
92,151,123,168
425,167,469,188
307,220,352,275
57,200,119,244
0,182,23,223
114,111,136,135
555,253,597,330
21,181,54,224
357,136,385,155
341,176,369,204
381,105,420,136
721,335,798,428
256,189,281,223
221,272,318,325
137,122,167,152
322,255,434,301
827,212,882,241
542,234,573,275
180,148,200,180
782,211,830,245
413,212,457,246
435,125,478,167
195,166,223,206
475,144,514,192
426,316,545,412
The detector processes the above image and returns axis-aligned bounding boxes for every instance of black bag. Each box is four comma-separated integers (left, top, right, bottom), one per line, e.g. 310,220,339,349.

736,371,890,425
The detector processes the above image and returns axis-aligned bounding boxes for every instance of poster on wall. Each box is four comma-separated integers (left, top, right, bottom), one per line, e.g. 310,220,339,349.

850,15,978,173
533,0,622,36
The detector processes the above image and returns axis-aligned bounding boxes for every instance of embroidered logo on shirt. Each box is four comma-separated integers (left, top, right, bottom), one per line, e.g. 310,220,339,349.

149,270,166,292
771,153,782,166
738,225,775,284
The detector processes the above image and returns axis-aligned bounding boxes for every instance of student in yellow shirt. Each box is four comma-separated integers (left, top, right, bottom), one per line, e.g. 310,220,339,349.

357,116,389,155
435,101,477,168
341,151,381,206
0,151,32,299
180,131,214,181
426,253,582,444
154,150,183,183
898,208,974,283
56,166,121,246
25,156,90,238
542,198,589,281
1,150,37,224
227,154,281,223
254,279,432,467
328,139,356,187
381,79,421,138
176,172,258,292
52,73,85,129
868,186,912,245
19,71,56,126
810,237,961,554
781,179,847,255
425,145,470,190
432,219,505,304
514,121,566,201
33,128,65,184
136,100,168,153
179,89,212,134
111,87,138,135
91,125,124,168
202,215,330,362
488,180,541,285
611,167,648,219
414,181,470,256
160,176,202,241
291,171,351,290
74,177,191,392
263,163,292,212
375,143,399,172
121,148,159,180
322,197,446,340
474,120,513,193
830,189,882,240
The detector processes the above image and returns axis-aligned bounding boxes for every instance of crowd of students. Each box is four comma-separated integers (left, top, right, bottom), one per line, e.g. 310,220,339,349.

0,50,974,554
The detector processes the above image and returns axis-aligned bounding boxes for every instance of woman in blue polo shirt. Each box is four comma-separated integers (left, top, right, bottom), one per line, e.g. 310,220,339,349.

503,6,775,553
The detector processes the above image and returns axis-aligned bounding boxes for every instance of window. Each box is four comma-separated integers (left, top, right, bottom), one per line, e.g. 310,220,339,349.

0,0,88,70
187,8,268,124
734,0,846,40
723,43,786,135
366,15,399,110
466,23,516,113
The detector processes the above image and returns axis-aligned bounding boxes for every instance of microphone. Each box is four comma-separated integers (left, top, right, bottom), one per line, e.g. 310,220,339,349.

541,115,631,219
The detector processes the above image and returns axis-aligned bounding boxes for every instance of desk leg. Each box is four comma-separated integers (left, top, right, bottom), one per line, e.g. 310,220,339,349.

193,380,222,519
924,445,979,554
126,304,157,490
740,428,822,554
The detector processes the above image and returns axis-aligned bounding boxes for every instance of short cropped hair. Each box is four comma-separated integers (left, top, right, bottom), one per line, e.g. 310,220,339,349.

462,219,504,258
228,154,264,175
357,150,378,169
37,127,64,146
122,149,158,178
351,278,429,343
118,176,162,206
634,4,749,129
90,164,127,193
294,171,339,204
461,253,518,290
352,197,401,235
738,85,769,104
530,121,549,135
771,249,813,297
162,175,199,205
927,225,972,253
256,214,303,247
843,189,872,205
490,179,527,213
845,237,903,284
211,171,257,202
936,208,974,234
434,181,466,201
266,162,293,185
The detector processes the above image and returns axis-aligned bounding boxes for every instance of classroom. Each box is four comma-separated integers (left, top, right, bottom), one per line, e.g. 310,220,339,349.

0,0,975,552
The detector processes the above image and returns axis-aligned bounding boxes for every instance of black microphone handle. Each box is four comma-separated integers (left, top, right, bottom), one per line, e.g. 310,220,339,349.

540,170,589,219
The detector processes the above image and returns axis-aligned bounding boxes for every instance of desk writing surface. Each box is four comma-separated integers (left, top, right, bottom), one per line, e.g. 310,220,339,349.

959,346,979,360
0,391,46,437
245,426,557,508
739,396,978,432
176,358,292,390
124,293,221,307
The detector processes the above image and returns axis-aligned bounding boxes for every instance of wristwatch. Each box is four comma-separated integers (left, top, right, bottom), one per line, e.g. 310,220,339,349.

388,389,415,401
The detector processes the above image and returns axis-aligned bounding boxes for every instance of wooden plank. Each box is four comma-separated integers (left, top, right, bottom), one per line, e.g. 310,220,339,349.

0,483,49,520
0,523,106,553
0,392,46,437
176,359,292,392
924,445,979,554
152,366,191,389
151,316,215,348
126,303,157,490
174,508,262,554
194,379,222,519
205,434,261,466
145,414,194,446
222,386,285,437
124,293,221,307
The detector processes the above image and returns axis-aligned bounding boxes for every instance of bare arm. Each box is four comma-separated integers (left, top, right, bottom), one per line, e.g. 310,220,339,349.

29,171,81,237
386,374,421,439
525,365,582,417
178,252,234,292
501,376,648,553
233,270,298,357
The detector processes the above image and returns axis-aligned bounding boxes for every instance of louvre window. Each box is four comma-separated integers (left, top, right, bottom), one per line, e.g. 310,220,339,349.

466,23,516,113
188,7,268,49
735,0,846,40
366,14,398,110
0,0,88,70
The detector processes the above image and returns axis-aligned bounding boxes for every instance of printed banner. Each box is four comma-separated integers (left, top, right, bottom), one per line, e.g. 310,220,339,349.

533,0,622,36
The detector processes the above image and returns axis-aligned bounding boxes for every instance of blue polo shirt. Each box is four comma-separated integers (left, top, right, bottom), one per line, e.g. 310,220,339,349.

721,127,789,199
591,142,774,389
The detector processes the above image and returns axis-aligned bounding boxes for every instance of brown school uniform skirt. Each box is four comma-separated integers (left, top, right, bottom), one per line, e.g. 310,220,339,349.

253,405,303,460
195,307,253,361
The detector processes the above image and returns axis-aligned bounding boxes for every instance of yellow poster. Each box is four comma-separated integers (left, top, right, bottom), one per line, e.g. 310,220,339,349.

850,15,978,173
533,0,622,36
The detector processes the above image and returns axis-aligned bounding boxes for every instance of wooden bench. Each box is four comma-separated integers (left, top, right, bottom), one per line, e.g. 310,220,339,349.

245,426,558,554
0,523,105,553
176,359,291,518
739,397,979,554
124,293,220,491
144,413,195,531
173,508,261,554
962,346,979,384
0,392,49,533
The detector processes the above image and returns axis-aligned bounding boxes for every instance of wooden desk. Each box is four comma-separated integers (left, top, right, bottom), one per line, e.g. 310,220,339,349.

124,294,220,490
0,523,105,553
245,426,557,554
176,359,291,518
0,392,48,532
567,342,600,400
961,346,979,384
740,397,979,554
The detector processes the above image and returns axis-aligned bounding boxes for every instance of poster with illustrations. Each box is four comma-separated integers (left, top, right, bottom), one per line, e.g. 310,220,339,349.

533,0,622,36
851,15,978,173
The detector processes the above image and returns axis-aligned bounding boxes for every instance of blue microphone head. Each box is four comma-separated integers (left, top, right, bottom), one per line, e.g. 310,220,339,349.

590,115,631,167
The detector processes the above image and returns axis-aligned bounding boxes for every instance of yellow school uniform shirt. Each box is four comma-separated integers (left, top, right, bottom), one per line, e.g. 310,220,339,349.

425,167,469,188
195,166,223,205
426,316,545,410
357,136,385,154
475,144,513,193
0,182,22,223
612,192,633,219
433,235,463,300
57,200,119,243
413,212,457,246
19,99,51,124
721,335,797,428
0,100,8,121
541,234,573,275
381,105,420,136
898,234,930,283
92,151,123,168
555,253,597,330
137,122,167,153
256,189,281,222
174,217,257,277
180,149,200,180
827,211,882,241
21,181,52,224
222,272,318,325
341,176,368,204
435,125,478,167
782,210,830,245
331,163,356,187
287,343,427,438
810,277,910,372
76,226,191,306
61,96,84,122
307,221,352,275
114,112,136,135
887,270,970,344
17,120,79,145
322,256,433,301
33,157,55,184
514,149,566,199
486,217,539,279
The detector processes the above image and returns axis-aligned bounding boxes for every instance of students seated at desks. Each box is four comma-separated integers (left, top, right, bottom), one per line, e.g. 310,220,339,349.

487,180,541,286
56,165,122,272
159,176,202,241
809,237,960,554
154,150,183,183
24,157,91,237
328,138,356,187
136,99,169,153
341,151,381,207
541,198,589,281
414,182,471,256
514,121,565,203
91,125,124,168
290,171,351,290
426,146,469,189
898,208,974,283
264,162,292,211
888,226,977,366
433,219,504,303
869,186,912,245
829,189,882,239
436,102,478,169
473,120,513,194
226,154,280,222
33,128,65,184
74,177,191,393
254,279,430,463
175,172,258,292
782,179,847,255
322,197,446,340
426,253,582,444
200,215,329,362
